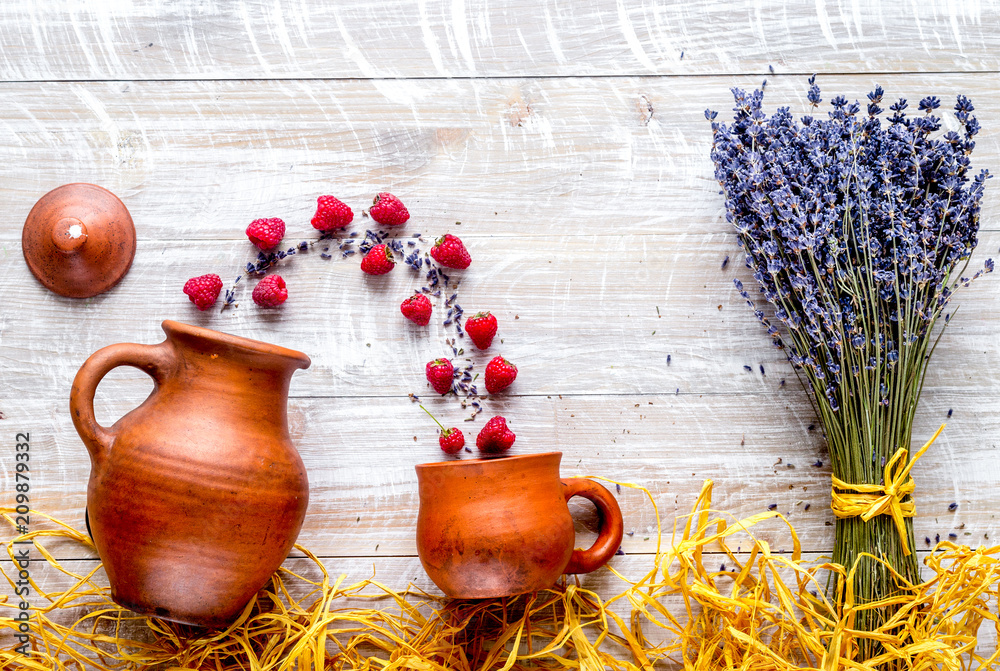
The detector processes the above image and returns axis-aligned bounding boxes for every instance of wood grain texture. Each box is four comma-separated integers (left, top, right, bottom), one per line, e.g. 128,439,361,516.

0,72,996,562
0,233,995,400
2,390,996,561
0,75,996,243
0,1,998,81
1,2,999,654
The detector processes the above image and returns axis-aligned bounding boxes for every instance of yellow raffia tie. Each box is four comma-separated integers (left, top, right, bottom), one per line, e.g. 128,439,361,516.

830,424,945,556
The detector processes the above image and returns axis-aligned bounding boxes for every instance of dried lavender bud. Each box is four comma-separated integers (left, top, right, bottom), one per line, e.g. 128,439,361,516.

709,81,991,422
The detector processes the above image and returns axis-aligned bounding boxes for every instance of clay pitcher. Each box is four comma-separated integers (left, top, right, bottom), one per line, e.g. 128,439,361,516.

415,452,624,598
70,320,311,626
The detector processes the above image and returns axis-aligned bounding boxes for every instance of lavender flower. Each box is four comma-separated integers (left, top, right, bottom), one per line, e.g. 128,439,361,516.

709,79,992,658
710,83,991,409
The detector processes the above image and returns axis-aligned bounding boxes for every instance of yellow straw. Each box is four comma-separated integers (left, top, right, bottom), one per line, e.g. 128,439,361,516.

2,474,999,670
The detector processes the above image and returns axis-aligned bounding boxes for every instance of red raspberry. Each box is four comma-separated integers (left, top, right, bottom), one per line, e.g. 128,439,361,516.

360,243,395,275
465,312,498,350
369,192,409,226
246,217,286,250
485,356,517,394
183,274,223,311
425,358,454,395
476,416,516,455
311,195,354,230
439,428,465,454
430,234,471,269
401,293,432,325
252,274,288,308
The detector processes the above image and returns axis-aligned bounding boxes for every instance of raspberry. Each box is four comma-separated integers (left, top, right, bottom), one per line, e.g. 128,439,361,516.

485,356,517,394
430,234,471,269
252,274,288,308
420,404,465,454
476,416,516,455
360,243,395,275
246,217,286,250
183,274,223,311
311,195,354,231
465,312,498,350
369,192,409,226
439,428,465,454
426,358,454,395
401,293,432,325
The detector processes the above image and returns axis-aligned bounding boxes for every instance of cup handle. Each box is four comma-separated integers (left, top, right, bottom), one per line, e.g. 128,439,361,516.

561,478,625,574
69,342,174,470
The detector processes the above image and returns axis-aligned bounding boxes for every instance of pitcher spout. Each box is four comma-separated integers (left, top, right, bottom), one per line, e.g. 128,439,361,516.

160,320,311,374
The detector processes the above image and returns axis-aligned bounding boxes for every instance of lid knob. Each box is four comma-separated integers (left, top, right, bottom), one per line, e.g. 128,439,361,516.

51,217,89,252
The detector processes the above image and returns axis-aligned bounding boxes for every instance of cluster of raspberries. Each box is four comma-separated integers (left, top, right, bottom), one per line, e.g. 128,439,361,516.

181,191,520,459
415,283,518,455
423,312,518,455
182,192,411,310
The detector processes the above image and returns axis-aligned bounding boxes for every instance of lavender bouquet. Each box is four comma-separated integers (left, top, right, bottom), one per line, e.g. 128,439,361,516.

708,80,991,661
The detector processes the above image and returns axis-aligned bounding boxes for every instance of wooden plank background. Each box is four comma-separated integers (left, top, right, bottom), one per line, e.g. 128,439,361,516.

2,0,1000,659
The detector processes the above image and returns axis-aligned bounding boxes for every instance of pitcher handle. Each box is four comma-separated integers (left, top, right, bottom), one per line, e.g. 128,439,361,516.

70,342,174,469
561,478,625,575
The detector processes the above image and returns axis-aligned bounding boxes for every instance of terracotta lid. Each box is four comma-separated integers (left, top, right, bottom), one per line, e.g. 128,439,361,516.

22,183,136,298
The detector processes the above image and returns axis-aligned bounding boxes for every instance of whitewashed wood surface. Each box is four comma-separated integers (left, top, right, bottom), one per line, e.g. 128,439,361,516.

2,0,1000,658
0,0,997,79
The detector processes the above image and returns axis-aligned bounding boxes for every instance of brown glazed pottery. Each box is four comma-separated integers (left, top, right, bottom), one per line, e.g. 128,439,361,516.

22,183,136,298
415,452,624,598
70,320,311,626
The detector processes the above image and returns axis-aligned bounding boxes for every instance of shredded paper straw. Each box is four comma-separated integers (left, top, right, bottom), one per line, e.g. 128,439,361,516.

3,479,1000,670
